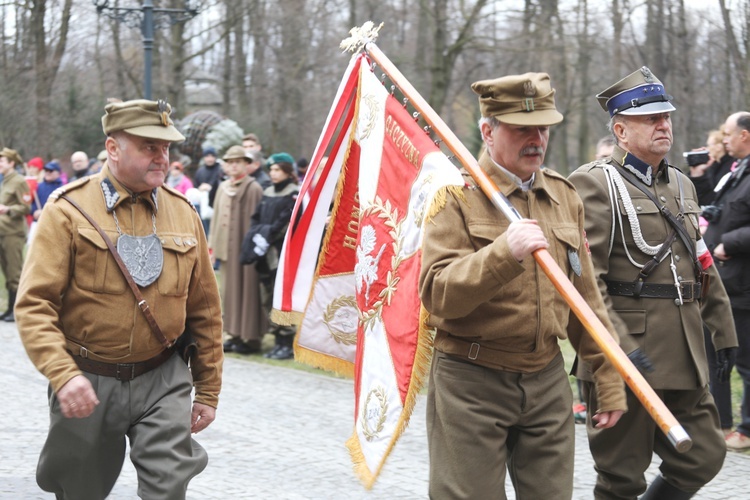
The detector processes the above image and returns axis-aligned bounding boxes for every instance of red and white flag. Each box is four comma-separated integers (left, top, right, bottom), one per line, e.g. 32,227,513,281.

272,53,463,487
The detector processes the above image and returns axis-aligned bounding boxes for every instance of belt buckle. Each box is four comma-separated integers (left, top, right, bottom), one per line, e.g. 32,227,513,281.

116,363,136,381
468,342,480,361
680,281,695,303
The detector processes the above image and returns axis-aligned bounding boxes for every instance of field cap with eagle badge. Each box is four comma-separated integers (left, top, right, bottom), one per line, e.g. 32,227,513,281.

471,72,563,127
101,99,185,142
597,66,676,117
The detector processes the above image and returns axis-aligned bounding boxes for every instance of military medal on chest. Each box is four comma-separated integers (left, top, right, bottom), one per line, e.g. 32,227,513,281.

103,179,164,287
116,230,163,287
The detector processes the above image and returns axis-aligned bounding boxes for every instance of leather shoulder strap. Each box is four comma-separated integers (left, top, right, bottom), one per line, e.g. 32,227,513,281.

61,195,172,349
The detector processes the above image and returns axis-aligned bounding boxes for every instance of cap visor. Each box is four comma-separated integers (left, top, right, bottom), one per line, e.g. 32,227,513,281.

618,101,676,116
124,125,186,142
496,110,563,127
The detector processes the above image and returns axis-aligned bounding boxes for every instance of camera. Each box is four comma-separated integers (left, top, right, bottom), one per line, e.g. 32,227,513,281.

683,151,710,167
701,205,722,222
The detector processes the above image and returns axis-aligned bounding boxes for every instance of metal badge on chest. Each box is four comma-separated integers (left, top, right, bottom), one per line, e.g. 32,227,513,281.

102,179,164,287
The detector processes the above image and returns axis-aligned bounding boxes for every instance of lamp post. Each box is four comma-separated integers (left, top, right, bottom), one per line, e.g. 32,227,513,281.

92,0,199,100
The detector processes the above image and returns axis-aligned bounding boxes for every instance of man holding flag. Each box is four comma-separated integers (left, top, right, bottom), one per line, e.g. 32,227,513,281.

419,73,627,498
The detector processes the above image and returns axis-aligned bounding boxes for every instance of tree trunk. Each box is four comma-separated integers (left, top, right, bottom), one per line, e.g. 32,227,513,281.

31,0,72,157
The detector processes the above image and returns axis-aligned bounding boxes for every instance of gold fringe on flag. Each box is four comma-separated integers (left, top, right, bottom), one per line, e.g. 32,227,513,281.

270,308,304,326
346,306,435,489
293,341,356,379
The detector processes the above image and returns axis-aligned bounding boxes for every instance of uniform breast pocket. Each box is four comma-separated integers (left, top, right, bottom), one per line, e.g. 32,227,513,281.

677,196,702,240
74,227,127,294
157,234,198,296
466,218,507,250
551,224,581,275
618,195,665,243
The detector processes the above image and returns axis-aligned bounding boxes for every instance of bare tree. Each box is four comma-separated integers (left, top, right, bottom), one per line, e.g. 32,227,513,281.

719,0,750,107
31,0,73,156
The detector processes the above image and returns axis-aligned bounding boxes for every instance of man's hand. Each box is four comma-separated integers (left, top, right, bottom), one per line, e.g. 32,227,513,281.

191,402,216,433
198,182,212,192
593,410,625,429
56,375,100,419
713,243,730,261
716,347,737,383
506,220,548,262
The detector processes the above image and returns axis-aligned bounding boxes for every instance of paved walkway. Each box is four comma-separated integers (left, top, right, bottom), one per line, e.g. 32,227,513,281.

2,321,748,499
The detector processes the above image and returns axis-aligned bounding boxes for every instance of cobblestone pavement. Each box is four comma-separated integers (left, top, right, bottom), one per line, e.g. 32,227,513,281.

2,321,748,499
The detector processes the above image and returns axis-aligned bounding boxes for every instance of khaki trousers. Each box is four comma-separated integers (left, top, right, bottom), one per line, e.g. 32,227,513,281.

0,232,25,291
36,354,208,500
583,382,725,499
427,350,574,499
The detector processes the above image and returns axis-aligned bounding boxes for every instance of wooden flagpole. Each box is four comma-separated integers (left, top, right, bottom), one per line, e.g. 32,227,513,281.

352,34,691,452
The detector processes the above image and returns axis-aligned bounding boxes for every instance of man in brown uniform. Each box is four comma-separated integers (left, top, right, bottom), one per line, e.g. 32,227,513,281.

16,99,224,499
569,68,737,499
419,73,627,499
0,147,30,322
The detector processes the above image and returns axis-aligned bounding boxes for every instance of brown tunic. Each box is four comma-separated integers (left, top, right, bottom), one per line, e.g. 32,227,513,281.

16,167,224,408
209,175,266,343
420,151,626,411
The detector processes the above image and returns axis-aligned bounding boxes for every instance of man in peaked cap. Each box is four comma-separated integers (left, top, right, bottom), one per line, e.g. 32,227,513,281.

569,68,737,499
419,73,626,498
16,99,224,499
0,147,30,322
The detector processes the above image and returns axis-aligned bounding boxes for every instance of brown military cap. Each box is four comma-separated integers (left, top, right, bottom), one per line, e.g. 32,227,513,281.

101,99,185,142
0,147,23,166
222,145,253,162
596,66,675,117
471,73,563,126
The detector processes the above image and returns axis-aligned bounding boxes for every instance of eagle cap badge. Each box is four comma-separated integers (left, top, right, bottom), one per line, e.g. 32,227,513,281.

640,66,655,83
523,80,536,97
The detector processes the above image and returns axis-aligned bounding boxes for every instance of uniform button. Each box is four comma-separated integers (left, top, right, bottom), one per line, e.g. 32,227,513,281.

637,206,643,211
660,196,667,202
677,276,683,281
674,255,681,262
674,298,681,306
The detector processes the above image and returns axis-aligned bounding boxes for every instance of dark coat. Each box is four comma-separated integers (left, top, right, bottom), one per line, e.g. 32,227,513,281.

704,156,750,309
690,154,735,206
241,179,298,274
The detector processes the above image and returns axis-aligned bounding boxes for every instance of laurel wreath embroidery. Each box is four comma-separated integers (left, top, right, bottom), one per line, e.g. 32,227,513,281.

359,94,379,140
322,296,358,346
361,386,388,441
360,195,403,329
411,173,433,229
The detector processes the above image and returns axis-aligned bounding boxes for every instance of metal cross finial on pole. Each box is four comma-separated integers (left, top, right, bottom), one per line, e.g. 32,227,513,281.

92,0,200,100
340,21,384,54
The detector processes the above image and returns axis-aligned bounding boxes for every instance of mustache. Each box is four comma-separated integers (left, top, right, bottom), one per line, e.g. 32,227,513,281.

520,146,545,156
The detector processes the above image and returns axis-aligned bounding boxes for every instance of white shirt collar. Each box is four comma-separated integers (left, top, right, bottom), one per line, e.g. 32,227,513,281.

490,158,535,192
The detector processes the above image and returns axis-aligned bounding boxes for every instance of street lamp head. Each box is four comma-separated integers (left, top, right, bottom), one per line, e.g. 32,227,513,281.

184,0,200,17
92,0,109,12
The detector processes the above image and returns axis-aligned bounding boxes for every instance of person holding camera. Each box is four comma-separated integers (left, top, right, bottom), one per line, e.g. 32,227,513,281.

685,128,738,436
704,111,750,451
688,129,735,206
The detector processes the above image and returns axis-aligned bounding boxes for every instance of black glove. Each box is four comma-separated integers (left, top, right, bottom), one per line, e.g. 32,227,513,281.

627,348,655,374
715,347,737,384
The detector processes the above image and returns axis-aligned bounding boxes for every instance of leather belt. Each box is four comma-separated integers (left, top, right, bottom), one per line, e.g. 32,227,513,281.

606,280,701,302
437,335,506,365
70,347,176,381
